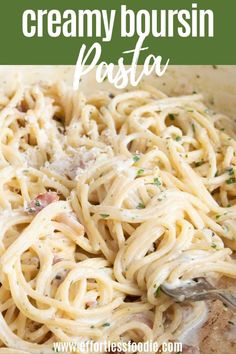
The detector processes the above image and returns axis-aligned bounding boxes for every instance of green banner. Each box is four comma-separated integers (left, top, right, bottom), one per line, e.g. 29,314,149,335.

0,0,235,64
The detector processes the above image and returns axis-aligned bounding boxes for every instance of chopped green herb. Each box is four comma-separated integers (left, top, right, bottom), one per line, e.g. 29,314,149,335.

137,203,145,209
137,169,144,176
100,214,110,219
90,325,95,329
212,65,218,69
27,207,35,213
153,177,162,186
223,225,229,232
154,286,161,298
216,215,221,219
169,113,176,120
102,322,110,327
226,177,236,185
192,123,196,133
195,161,205,167
211,243,217,249
175,136,181,142
215,171,219,177
133,154,140,162
34,200,41,207
226,167,234,176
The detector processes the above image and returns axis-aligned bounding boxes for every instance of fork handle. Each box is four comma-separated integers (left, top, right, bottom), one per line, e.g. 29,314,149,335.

215,291,236,311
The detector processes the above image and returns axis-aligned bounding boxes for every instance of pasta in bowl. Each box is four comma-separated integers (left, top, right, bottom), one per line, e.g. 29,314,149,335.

0,78,235,354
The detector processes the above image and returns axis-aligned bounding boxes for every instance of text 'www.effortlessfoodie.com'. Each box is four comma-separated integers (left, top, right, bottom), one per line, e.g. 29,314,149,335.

52,340,182,353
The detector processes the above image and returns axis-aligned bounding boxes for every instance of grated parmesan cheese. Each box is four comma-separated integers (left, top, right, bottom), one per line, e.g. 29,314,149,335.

46,146,112,179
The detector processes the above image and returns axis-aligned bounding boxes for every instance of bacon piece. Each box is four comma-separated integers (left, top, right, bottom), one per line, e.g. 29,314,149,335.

27,192,59,214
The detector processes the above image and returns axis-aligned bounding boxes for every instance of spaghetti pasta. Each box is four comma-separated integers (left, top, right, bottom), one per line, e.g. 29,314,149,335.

0,80,235,353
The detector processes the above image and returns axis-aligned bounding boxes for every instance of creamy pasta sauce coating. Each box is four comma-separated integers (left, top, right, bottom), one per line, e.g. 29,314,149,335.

0,82,235,353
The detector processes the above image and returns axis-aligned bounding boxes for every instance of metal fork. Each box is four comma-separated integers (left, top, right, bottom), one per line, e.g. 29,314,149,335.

161,278,236,311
